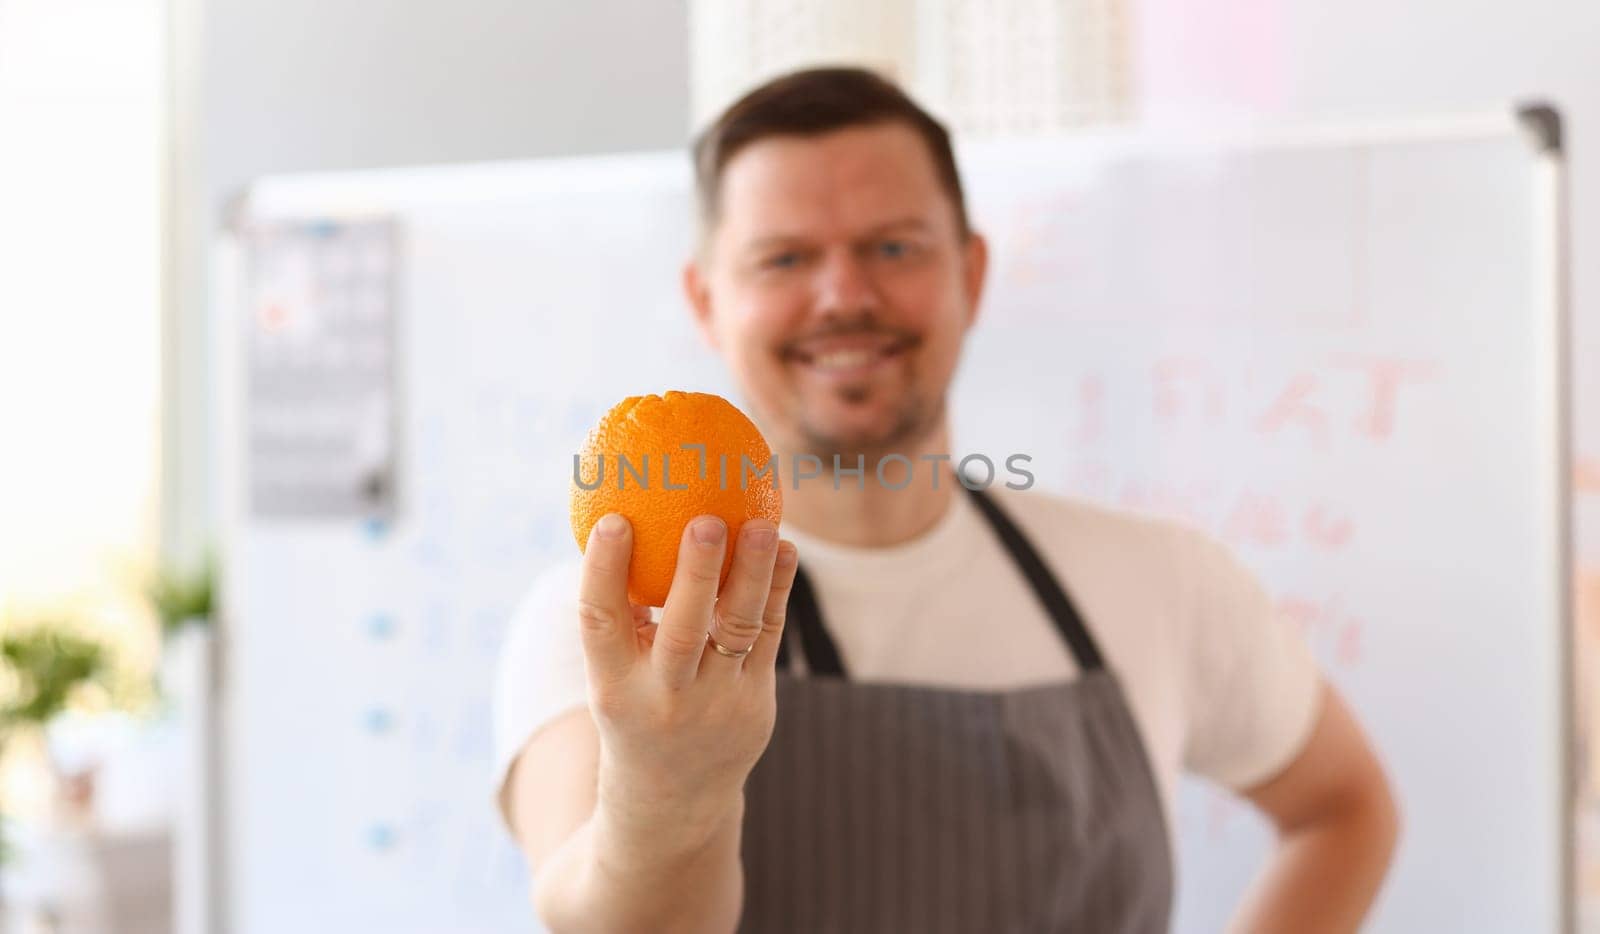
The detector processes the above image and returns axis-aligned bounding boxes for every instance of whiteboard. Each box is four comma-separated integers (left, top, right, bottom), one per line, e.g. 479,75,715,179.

219,110,1571,932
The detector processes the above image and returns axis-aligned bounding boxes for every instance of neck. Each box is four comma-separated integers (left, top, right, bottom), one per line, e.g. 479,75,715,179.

777,421,956,548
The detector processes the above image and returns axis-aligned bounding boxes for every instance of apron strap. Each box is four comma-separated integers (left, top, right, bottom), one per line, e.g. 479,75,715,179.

778,484,1106,677
963,484,1105,671
776,562,845,676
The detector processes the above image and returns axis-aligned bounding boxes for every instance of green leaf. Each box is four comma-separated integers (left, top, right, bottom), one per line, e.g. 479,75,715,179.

0,627,108,729
148,551,215,635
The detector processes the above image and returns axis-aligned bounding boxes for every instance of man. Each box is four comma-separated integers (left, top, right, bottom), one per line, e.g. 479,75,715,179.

493,67,1398,932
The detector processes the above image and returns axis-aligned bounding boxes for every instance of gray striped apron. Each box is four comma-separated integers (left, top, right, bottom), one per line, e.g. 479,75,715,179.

740,486,1173,933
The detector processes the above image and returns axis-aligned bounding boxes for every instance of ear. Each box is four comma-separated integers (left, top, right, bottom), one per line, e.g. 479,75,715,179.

682,257,720,351
960,231,990,330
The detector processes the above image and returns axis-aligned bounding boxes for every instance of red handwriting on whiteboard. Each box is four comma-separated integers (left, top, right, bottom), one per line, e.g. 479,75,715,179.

1251,357,1436,443
1254,373,1329,444
1577,456,1600,495
1154,357,1227,425
1302,504,1355,549
1222,492,1290,547
1073,465,1359,553
1332,356,1438,440
1577,568,1600,808
1276,593,1365,667
1215,491,1355,552
1006,194,1084,288
1067,356,1440,446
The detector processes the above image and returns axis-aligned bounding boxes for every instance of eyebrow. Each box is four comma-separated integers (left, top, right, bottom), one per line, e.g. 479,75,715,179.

742,217,935,253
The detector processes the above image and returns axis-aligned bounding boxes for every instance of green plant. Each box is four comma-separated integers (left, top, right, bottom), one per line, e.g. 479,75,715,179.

0,624,110,867
148,552,215,636
0,627,107,732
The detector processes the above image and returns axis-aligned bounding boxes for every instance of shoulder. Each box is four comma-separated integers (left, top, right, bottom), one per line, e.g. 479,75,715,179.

508,558,586,630
497,559,585,664
983,484,1214,583
491,558,590,791
980,484,1262,648
496,557,590,690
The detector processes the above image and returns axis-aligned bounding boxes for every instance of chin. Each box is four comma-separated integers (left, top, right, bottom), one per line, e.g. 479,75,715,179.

798,402,931,457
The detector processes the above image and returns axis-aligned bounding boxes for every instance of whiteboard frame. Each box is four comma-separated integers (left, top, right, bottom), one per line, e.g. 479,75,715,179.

1522,102,1578,934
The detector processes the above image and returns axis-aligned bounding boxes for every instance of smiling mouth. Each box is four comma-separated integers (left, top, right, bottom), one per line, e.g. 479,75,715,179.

784,336,917,374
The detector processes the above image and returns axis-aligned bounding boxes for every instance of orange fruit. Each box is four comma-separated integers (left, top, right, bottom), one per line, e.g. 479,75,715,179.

571,391,783,607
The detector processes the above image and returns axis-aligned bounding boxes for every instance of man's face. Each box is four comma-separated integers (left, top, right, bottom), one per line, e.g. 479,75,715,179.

685,122,987,460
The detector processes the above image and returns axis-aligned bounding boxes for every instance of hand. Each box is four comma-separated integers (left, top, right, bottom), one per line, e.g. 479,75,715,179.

575,512,798,857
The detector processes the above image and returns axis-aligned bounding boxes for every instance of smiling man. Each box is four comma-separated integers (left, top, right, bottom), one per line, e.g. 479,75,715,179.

493,67,1399,933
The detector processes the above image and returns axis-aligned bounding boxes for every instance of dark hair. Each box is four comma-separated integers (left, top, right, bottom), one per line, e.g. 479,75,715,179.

690,66,971,238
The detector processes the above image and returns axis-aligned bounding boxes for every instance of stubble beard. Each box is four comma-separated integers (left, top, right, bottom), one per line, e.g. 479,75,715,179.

793,386,945,474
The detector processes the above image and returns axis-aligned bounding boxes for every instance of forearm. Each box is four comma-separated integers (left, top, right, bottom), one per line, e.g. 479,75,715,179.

1229,793,1399,933
534,794,746,934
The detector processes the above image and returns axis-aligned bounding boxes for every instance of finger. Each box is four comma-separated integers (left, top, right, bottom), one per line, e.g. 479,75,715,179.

576,514,639,686
701,519,780,678
631,603,654,627
744,540,799,674
654,515,727,688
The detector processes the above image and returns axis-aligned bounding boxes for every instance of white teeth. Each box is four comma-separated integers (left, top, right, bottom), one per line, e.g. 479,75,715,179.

811,349,876,370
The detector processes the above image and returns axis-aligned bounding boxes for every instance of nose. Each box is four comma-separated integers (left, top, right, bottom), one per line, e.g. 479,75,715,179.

813,247,881,317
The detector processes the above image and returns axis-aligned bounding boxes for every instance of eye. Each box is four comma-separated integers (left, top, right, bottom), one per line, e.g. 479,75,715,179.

877,239,912,260
762,250,803,270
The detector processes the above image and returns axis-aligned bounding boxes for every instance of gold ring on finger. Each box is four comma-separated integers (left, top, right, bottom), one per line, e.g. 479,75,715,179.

708,633,754,659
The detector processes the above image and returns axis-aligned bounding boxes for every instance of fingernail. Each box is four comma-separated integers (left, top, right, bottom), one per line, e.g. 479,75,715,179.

742,526,776,550
692,516,726,546
775,542,798,568
596,514,628,539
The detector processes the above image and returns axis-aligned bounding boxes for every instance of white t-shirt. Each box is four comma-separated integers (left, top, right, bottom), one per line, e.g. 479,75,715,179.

491,485,1323,836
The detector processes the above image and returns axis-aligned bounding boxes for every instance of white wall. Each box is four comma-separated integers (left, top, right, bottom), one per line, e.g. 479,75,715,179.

203,0,689,198
0,0,163,605
166,0,691,561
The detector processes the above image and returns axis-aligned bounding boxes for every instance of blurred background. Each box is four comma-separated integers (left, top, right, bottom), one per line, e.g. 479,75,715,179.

0,0,1597,931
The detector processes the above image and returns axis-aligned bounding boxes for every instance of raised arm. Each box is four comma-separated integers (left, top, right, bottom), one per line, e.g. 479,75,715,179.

503,514,798,933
